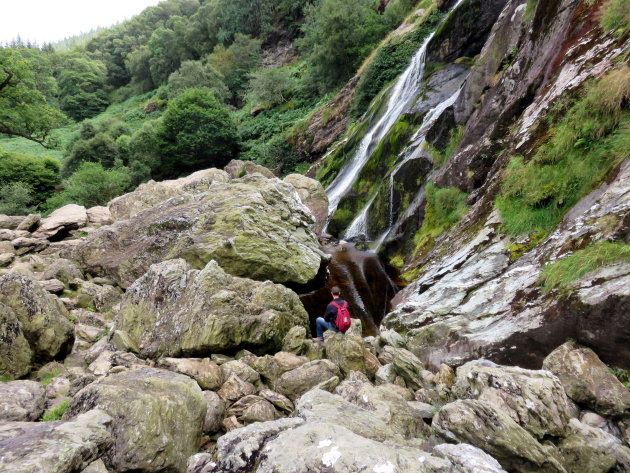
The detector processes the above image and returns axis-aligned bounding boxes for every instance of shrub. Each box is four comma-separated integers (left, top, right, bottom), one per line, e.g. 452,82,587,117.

246,68,298,108
497,66,630,235
41,400,70,422
540,241,630,292
156,88,240,179
0,151,60,205
47,162,132,210
0,182,36,215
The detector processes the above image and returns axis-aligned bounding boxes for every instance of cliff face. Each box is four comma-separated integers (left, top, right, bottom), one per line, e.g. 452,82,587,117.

311,0,629,370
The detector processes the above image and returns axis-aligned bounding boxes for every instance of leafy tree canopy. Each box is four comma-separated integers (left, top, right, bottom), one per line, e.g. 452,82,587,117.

0,48,68,146
156,88,240,178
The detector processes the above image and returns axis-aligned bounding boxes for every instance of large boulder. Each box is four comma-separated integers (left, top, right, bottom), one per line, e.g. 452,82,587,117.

66,367,206,473
542,341,630,417
433,400,567,473
0,380,46,421
108,168,230,220
0,273,74,363
118,259,309,357
283,174,329,235
78,173,324,287
158,357,223,390
0,303,33,378
557,418,630,473
224,159,275,179
453,360,572,438
41,258,84,286
33,204,88,239
334,379,432,440
256,422,452,473
296,389,413,443
433,443,507,473
208,417,304,472
0,409,113,473
275,360,341,400
324,333,370,375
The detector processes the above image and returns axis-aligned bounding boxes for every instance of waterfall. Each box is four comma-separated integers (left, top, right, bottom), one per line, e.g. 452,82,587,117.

325,0,466,232
325,35,434,218
369,87,464,249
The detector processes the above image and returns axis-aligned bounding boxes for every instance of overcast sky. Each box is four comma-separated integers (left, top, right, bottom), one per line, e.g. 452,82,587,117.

0,0,163,45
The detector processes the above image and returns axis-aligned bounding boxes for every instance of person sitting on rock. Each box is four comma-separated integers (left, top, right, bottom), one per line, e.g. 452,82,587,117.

313,286,349,342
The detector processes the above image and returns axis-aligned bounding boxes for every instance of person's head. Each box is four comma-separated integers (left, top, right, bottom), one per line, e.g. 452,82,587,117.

331,286,341,298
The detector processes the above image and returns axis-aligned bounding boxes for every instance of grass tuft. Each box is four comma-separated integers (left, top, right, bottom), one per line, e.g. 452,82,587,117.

497,66,630,236
41,400,70,422
539,241,630,292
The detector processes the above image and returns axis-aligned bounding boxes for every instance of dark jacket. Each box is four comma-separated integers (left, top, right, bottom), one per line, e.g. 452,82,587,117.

324,298,347,325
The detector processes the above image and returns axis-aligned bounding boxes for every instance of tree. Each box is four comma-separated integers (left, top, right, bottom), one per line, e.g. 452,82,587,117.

156,88,239,178
63,133,120,176
298,0,389,91
246,67,297,107
0,48,68,146
209,33,261,99
47,162,131,210
213,0,274,44
57,54,110,120
167,60,230,102
148,27,187,86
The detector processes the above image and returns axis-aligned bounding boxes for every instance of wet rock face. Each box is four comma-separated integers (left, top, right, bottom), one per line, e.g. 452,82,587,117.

77,173,324,287
118,259,310,358
427,0,510,65
386,156,630,370
66,367,206,473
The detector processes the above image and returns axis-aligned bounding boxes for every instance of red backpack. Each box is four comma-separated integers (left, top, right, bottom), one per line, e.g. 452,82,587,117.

332,301,352,333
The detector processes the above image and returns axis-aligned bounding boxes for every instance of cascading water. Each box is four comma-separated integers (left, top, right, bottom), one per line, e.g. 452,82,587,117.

325,0,466,224
305,1,467,336
368,87,464,249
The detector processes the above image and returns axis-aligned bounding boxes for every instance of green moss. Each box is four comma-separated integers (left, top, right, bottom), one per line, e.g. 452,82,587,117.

0,376,12,382
428,125,464,167
507,231,548,262
497,66,630,235
41,400,70,422
525,0,537,22
410,183,468,260
39,372,59,386
540,241,630,293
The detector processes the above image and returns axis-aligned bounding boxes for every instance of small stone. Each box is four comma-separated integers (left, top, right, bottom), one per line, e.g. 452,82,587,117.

39,279,65,294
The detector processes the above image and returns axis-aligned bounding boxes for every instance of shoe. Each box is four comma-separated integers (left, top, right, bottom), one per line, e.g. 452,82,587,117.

311,337,323,343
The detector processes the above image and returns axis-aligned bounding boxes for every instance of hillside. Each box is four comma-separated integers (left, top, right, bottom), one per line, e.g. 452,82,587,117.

1,0,630,472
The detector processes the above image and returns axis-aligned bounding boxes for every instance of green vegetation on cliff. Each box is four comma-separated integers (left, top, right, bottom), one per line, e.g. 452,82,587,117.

540,241,630,293
497,66,630,235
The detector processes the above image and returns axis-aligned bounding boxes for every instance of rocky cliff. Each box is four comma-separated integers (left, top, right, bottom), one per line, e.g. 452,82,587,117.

0,0,629,472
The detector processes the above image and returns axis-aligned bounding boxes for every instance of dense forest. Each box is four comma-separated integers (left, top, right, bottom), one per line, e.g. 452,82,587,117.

0,0,427,215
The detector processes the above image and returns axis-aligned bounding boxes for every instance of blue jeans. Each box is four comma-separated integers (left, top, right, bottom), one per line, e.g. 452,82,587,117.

316,317,339,338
